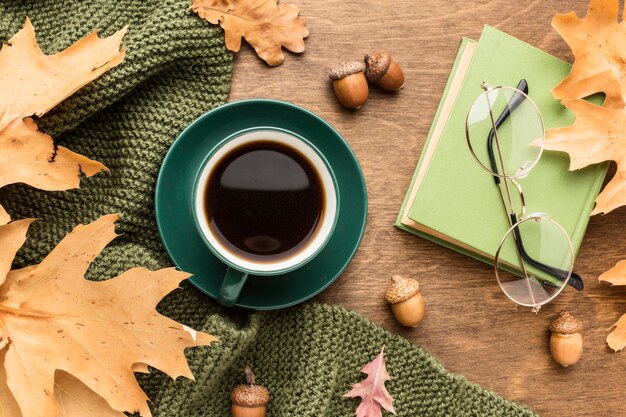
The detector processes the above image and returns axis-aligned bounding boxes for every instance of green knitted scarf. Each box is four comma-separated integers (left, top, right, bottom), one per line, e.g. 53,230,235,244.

0,1,538,416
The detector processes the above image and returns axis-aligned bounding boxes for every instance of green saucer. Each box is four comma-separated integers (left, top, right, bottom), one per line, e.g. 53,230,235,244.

155,99,367,310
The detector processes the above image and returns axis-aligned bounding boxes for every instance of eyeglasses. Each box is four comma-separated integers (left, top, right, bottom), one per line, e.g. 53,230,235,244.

465,80,583,312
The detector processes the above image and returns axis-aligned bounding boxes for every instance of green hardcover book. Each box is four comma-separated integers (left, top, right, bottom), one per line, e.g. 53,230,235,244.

396,26,608,282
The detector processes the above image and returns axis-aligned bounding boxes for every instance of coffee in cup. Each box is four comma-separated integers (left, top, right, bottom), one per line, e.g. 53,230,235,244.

193,129,338,305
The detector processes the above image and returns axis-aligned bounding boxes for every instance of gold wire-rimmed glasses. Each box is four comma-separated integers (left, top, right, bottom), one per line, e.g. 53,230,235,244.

465,80,583,312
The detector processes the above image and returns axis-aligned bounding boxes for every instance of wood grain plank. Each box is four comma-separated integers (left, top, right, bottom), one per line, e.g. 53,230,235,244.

229,1,625,415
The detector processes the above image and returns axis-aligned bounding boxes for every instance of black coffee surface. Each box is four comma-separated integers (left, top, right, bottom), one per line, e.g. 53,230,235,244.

205,141,324,263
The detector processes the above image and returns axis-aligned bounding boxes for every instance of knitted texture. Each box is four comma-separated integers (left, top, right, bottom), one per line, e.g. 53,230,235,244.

0,2,538,416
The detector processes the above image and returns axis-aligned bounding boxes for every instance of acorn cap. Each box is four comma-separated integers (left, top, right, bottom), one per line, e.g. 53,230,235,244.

231,367,270,407
385,275,419,304
550,310,583,335
329,61,366,80
231,384,270,407
364,52,392,82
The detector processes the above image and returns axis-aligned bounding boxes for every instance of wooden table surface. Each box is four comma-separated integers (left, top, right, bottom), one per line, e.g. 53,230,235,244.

229,1,626,415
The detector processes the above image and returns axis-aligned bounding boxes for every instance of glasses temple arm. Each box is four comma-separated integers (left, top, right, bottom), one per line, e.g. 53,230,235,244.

487,79,529,185
510,213,584,291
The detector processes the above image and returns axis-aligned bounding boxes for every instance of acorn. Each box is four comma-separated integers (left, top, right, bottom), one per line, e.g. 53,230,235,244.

329,61,369,109
549,311,583,367
385,275,425,327
364,51,405,90
231,366,269,417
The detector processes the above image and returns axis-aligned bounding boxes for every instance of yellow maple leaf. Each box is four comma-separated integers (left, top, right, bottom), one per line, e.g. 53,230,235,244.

192,0,309,66
0,19,127,225
543,99,626,214
551,0,626,108
0,215,216,417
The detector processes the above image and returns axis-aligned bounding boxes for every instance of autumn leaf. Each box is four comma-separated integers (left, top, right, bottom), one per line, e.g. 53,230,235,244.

0,348,21,417
0,365,127,417
343,346,396,417
598,261,626,351
545,0,626,352
0,18,127,225
0,365,126,417
0,214,216,417
599,259,626,286
0,218,31,286
551,0,626,108
53,372,126,417
607,314,626,352
191,0,308,66
543,99,626,214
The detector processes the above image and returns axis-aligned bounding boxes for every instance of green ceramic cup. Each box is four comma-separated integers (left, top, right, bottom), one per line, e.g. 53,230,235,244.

192,128,340,307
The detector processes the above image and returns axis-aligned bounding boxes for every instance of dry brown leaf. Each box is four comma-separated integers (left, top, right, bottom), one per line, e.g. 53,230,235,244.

0,354,127,417
133,363,151,374
0,372,127,417
543,99,626,214
534,0,626,352
53,372,126,417
0,214,216,417
551,0,626,108
543,0,626,351
0,19,127,225
0,366,125,417
0,348,22,417
607,314,626,351
599,259,626,285
0,218,32,285
599,261,626,351
192,0,308,66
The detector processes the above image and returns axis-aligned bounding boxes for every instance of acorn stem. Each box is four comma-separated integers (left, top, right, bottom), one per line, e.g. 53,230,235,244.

244,366,256,386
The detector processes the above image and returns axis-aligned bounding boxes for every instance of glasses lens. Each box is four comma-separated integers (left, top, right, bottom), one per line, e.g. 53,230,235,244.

495,215,573,308
466,86,544,179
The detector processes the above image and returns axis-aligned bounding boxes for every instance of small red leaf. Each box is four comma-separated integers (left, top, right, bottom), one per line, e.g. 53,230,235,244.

343,346,396,417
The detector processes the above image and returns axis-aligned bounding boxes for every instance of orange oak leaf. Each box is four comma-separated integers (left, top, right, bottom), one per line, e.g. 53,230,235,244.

599,261,626,351
599,259,626,286
0,349,21,417
0,364,125,417
0,355,128,417
191,0,308,66
547,0,626,352
0,18,127,225
543,99,625,214
551,0,626,109
0,214,216,417
53,372,126,417
343,346,396,417
606,314,626,351
0,218,31,286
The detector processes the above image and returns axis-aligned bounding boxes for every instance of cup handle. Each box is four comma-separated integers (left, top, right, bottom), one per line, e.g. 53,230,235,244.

217,267,248,307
